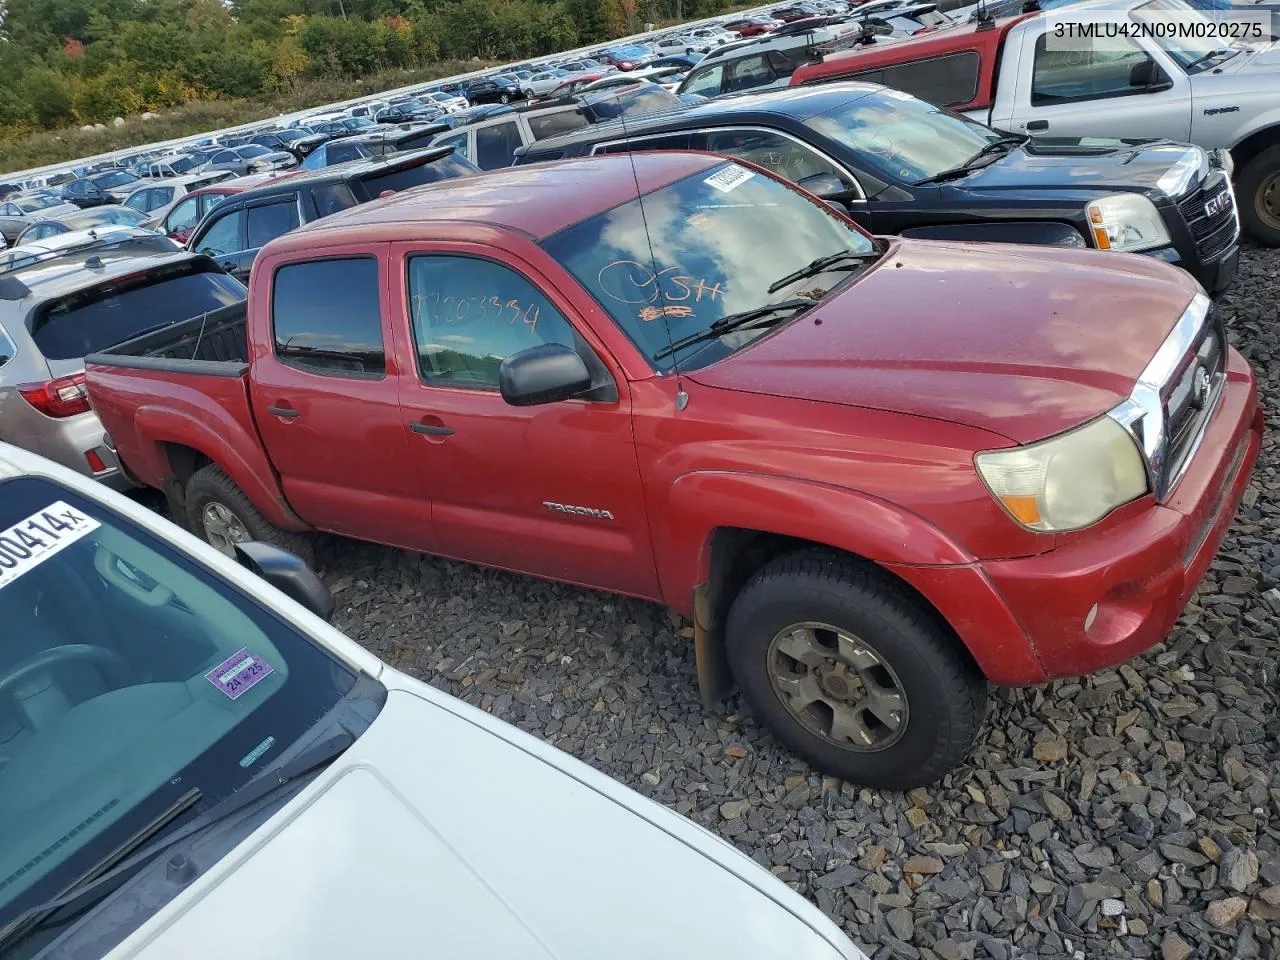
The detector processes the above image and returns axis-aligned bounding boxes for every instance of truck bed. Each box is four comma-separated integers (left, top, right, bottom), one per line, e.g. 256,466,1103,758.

85,302,248,376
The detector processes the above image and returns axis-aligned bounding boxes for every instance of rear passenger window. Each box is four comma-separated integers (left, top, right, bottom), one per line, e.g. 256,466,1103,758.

272,258,384,377
528,111,590,141
474,121,524,170
851,52,981,107
246,199,300,249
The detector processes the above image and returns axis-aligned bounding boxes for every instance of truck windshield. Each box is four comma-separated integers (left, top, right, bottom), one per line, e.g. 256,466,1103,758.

805,89,1008,184
1133,0,1241,72
541,161,876,372
0,475,364,940
31,263,245,361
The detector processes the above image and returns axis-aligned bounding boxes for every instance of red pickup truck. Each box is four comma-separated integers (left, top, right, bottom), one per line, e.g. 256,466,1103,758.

84,152,1263,789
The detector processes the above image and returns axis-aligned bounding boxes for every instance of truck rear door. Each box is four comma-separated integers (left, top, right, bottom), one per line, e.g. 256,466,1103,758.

247,243,436,550
388,240,659,599
999,18,1191,141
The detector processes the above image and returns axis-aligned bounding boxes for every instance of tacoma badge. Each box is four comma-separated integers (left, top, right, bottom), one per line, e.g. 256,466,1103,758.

543,501,614,520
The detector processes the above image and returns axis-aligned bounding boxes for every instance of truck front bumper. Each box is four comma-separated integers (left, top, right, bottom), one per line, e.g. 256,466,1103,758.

890,347,1262,685
1146,240,1239,295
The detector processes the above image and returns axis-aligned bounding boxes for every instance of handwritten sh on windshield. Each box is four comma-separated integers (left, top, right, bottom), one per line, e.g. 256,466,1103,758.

596,260,726,315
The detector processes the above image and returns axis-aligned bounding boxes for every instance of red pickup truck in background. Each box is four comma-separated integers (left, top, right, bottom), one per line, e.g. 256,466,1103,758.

85,153,1262,789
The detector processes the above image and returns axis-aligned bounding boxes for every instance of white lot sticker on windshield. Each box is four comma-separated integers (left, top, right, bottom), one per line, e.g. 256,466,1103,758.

704,164,755,194
0,501,100,591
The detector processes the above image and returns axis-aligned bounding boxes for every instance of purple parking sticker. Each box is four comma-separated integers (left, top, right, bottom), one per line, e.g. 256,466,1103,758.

205,648,274,700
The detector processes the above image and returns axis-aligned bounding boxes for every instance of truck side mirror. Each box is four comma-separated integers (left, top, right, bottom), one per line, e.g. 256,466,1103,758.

234,541,334,622
500,343,592,406
1130,59,1172,92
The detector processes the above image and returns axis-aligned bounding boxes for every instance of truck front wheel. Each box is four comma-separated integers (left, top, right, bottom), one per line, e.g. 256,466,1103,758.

724,550,987,790
1237,146,1280,247
185,465,314,565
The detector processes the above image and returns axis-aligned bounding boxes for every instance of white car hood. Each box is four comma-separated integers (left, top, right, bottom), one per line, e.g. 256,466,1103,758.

111,681,864,960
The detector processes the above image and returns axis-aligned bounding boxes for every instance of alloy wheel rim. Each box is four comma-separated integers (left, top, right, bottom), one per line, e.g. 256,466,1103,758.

766,621,909,752
1259,171,1280,230
201,502,250,557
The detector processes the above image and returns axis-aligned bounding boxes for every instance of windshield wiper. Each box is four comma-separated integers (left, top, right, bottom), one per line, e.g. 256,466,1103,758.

653,298,815,361
913,135,1026,185
1183,48,1234,72
0,788,204,950
767,248,883,294
0,729,355,950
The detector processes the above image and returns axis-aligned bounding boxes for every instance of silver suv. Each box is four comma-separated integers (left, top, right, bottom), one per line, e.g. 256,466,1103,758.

0,230,246,489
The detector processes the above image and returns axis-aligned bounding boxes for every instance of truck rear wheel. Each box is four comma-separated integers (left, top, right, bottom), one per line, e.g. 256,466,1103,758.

724,550,987,790
1237,146,1280,247
185,465,314,565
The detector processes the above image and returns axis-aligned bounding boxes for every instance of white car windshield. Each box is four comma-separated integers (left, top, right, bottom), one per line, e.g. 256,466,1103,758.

0,476,363,940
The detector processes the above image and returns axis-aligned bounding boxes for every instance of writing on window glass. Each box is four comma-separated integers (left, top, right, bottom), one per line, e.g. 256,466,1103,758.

413,292,541,336
597,260,726,307
638,305,694,323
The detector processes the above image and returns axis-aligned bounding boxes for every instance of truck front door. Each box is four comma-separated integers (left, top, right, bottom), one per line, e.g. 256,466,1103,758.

390,242,660,598
1000,22,1191,141
248,244,437,550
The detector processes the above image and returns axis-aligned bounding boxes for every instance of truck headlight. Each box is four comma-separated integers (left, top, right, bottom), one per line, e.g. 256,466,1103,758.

1085,194,1171,253
975,417,1149,532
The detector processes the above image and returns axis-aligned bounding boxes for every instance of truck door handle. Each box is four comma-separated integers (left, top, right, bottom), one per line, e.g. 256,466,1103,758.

410,419,454,437
218,259,238,271
266,404,300,418
1026,120,1049,133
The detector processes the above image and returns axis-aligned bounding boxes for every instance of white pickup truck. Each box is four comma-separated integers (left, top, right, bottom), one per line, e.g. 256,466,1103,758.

792,0,1280,244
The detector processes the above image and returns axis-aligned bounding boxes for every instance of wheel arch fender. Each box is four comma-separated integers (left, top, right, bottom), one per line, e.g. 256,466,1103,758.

134,405,308,531
1228,117,1280,168
660,471,1042,703
659,471,975,612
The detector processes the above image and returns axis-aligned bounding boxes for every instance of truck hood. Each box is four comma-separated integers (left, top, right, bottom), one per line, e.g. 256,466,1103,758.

114,684,858,960
690,238,1199,443
948,138,1201,195
1218,40,1280,75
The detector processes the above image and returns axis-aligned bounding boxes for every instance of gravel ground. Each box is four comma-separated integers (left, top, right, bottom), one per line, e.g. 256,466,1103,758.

308,243,1280,960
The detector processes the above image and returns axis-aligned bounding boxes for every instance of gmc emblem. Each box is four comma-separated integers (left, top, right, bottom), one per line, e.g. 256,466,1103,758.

1204,190,1230,219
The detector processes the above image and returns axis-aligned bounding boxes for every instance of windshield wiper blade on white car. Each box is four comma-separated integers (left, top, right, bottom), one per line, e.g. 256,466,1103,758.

0,729,356,950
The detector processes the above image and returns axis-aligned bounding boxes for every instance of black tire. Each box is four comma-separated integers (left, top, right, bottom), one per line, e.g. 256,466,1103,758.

499,92,511,104
184,465,313,565
724,550,987,790
1236,145,1280,247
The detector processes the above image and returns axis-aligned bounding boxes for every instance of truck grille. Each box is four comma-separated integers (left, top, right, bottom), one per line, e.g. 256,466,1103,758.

1178,173,1238,262
1161,305,1226,494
